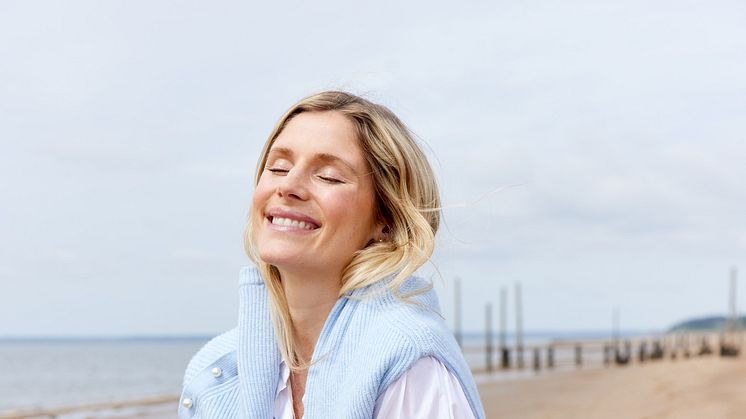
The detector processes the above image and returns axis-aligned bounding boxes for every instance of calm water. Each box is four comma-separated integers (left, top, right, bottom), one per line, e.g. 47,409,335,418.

0,339,207,411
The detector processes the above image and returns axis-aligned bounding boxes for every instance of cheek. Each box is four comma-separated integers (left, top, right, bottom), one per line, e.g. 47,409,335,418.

250,177,273,223
323,190,377,236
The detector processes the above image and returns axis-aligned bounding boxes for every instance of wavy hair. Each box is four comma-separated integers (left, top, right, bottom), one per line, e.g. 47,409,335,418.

243,91,440,371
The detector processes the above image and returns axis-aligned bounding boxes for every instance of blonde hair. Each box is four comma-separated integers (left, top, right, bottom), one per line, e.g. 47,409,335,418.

243,91,440,371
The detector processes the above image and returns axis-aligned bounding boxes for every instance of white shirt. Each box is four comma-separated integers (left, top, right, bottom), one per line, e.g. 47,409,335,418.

273,356,476,419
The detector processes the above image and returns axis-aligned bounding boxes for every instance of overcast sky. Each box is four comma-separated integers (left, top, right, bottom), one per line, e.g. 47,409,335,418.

1,0,745,337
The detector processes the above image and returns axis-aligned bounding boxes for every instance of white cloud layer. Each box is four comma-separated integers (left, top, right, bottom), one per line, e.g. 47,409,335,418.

1,0,744,335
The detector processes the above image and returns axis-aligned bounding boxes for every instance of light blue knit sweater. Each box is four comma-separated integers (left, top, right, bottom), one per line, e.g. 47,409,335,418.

179,266,485,419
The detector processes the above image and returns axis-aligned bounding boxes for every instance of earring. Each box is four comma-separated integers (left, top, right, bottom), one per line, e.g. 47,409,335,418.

379,226,390,243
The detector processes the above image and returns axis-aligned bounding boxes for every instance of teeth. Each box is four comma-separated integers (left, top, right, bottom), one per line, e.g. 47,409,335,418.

271,217,316,230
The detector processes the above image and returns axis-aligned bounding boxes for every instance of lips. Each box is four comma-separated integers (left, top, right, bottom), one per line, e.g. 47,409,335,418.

266,208,321,230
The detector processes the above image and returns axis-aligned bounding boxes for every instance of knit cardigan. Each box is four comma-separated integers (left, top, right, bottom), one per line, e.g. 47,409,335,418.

178,266,485,419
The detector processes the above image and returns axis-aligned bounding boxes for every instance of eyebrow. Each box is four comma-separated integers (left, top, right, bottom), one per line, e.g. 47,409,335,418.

267,147,362,175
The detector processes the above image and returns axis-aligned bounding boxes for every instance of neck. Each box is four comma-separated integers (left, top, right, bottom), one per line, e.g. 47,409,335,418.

279,268,342,362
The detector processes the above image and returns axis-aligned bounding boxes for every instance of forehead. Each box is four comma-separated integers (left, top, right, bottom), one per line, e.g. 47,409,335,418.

270,111,368,169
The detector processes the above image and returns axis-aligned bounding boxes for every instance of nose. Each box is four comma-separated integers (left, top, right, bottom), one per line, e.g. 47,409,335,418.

276,169,309,201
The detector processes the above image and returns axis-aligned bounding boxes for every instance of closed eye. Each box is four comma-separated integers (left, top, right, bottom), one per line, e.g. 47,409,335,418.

268,168,288,175
318,175,343,184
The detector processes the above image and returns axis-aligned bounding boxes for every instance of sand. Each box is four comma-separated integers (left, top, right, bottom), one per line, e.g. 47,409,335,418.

0,396,178,419
479,355,746,419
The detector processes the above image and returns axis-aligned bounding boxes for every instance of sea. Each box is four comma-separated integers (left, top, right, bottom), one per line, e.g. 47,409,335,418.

0,338,207,411
0,330,656,412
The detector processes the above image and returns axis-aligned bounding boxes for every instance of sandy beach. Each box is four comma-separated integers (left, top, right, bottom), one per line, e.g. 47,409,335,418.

480,355,746,419
3,354,745,418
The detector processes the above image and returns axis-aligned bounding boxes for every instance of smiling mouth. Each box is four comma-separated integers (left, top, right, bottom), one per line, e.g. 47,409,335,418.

268,216,319,230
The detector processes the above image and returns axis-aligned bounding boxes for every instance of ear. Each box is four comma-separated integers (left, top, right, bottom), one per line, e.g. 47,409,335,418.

372,222,390,243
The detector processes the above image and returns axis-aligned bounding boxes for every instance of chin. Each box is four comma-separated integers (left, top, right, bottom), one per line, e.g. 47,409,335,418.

257,247,304,270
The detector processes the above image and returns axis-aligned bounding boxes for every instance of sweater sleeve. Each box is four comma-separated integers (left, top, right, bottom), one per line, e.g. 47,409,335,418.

182,328,237,388
373,356,477,419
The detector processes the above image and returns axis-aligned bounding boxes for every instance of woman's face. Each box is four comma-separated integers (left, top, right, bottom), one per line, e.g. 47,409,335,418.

250,111,382,279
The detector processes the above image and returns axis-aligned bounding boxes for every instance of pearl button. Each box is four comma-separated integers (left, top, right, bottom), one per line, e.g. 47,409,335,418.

182,398,193,409
211,367,222,377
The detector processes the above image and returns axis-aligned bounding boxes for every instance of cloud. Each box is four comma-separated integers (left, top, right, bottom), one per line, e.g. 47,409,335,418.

1,0,744,334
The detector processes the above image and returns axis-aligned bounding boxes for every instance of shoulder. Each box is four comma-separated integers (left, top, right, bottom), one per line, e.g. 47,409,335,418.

349,277,485,417
359,276,451,350
374,357,477,419
182,328,238,388
348,276,464,380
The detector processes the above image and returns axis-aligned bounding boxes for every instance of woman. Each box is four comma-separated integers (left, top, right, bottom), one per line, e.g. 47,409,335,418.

179,91,485,419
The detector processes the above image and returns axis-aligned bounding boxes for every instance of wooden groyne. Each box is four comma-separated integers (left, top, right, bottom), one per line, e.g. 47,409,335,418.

466,332,741,375
453,272,744,376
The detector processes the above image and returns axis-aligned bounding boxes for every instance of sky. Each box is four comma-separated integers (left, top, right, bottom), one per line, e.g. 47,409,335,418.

1,0,745,337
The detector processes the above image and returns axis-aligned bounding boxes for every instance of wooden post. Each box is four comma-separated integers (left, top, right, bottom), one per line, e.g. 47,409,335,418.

546,346,554,369
615,340,631,365
533,347,541,372
575,344,582,368
612,307,620,356
603,344,610,366
515,282,524,369
729,267,738,334
499,286,508,369
485,303,493,372
638,340,647,363
454,277,462,349
724,267,740,355
624,339,634,362
651,340,664,360
699,335,712,356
